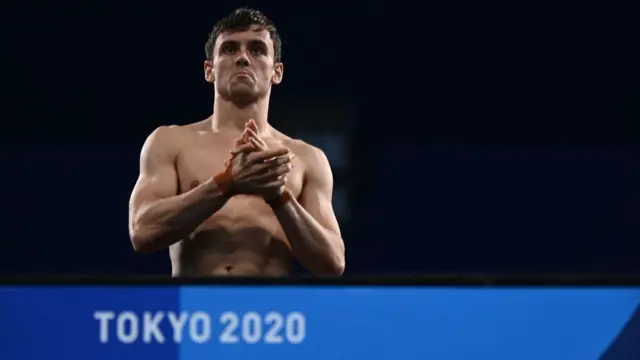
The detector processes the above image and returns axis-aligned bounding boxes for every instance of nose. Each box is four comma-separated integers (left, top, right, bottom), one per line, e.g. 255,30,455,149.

235,51,250,68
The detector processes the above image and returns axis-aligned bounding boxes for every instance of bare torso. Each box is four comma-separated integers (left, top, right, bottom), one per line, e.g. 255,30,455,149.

169,119,305,276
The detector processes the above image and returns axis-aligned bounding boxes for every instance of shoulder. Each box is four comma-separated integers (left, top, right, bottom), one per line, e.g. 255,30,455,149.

142,125,183,154
270,127,331,170
141,119,210,160
143,119,210,152
279,136,329,167
281,137,332,186
146,124,182,142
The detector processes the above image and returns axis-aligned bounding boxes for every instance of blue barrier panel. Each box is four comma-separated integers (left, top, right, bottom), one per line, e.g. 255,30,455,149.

1,286,639,359
0,287,179,360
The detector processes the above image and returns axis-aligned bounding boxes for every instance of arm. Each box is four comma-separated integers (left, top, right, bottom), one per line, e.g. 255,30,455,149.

271,146,346,275
128,126,230,253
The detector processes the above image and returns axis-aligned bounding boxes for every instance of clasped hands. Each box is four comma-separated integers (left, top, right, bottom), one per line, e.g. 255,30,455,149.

215,120,293,205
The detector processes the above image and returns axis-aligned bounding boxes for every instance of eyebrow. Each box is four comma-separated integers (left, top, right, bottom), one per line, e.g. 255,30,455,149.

220,27,267,39
219,39,268,47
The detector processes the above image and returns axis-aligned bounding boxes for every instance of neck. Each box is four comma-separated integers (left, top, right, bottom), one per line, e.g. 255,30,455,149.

212,93,271,134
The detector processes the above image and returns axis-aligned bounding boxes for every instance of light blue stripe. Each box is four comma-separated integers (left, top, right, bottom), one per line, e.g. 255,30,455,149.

179,286,640,360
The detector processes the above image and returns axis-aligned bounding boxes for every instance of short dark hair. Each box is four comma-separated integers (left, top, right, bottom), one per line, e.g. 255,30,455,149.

205,8,282,62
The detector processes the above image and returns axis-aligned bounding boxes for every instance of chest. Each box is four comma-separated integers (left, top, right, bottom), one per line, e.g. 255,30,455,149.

175,141,305,198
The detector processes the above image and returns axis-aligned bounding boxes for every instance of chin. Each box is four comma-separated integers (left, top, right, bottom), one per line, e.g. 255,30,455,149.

227,92,259,106
231,89,257,100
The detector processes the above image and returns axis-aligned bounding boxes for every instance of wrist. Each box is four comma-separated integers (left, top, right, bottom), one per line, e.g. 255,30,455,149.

212,169,234,198
213,154,239,197
265,188,293,209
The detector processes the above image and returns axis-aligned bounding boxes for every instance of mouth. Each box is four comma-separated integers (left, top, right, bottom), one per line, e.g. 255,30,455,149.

233,71,252,79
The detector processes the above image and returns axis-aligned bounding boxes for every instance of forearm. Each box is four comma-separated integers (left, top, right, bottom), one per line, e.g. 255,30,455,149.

272,199,345,275
131,178,229,252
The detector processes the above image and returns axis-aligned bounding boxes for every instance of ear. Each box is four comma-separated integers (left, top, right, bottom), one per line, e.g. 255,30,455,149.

204,60,214,83
271,63,284,85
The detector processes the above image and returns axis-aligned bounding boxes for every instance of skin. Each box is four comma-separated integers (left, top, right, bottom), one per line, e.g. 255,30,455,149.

127,25,345,276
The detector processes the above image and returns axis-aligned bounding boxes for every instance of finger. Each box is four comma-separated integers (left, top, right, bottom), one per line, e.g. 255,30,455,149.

241,129,251,144
246,119,259,134
252,156,291,174
271,164,293,178
255,163,292,181
249,137,266,151
256,178,287,190
247,131,268,150
230,143,257,155
245,168,287,186
235,130,248,145
249,172,287,186
262,152,293,165
245,127,266,145
249,147,290,163
269,154,292,166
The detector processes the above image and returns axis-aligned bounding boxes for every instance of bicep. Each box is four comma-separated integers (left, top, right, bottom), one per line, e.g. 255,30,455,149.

299,148,342,236
129,127,179,217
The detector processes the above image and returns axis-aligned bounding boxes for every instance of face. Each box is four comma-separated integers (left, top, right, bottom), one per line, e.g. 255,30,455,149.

204,25,283,103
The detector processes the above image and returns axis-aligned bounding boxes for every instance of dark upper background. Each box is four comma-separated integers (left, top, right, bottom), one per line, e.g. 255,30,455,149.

3,0,639,275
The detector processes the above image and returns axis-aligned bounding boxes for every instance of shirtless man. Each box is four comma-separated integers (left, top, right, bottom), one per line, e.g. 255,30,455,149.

127,8,345,276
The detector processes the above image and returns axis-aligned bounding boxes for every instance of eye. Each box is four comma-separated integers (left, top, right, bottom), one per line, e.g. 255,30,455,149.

220,44,237,55
249,43,266,56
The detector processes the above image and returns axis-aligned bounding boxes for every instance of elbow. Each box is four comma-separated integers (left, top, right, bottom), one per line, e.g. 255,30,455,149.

131,235,153,253
130,231,152,253
129,208,167,253
129,223,157,253
324,241,346,275
130,221,177,253
318,253,346,276
305,254,345,276
329,262,345,276
331,243,346,275
331,256,346,276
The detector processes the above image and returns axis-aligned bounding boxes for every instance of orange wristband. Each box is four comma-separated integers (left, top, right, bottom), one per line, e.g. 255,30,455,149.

266,188,293,208
213,156,235,195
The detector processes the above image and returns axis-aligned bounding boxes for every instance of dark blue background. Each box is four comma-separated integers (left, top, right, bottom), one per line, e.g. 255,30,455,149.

4,1,639,275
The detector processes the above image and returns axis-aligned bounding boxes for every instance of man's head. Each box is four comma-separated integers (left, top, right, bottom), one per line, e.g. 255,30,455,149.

204,8,283,105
